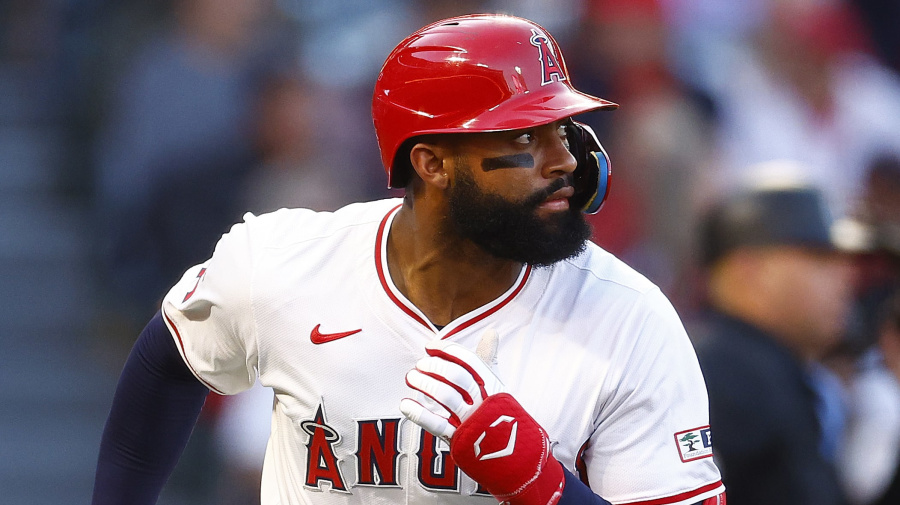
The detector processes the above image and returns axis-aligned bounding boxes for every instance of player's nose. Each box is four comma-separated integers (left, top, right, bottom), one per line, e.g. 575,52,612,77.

540,134,577,179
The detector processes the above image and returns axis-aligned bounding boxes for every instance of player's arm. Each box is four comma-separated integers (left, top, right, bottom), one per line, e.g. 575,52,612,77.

92,311,210,505
401,333,727,505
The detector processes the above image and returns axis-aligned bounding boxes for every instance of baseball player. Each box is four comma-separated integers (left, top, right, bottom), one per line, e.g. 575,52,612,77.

92,14,725,505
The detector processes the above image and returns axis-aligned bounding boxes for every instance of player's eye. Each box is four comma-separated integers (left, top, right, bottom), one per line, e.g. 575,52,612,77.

557,124,569,149
513,132,535,145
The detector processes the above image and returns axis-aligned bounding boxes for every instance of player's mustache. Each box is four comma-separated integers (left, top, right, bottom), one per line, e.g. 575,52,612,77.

523,175,575,209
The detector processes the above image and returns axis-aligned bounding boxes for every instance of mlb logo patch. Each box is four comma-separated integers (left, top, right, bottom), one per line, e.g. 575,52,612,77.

674,426,713,462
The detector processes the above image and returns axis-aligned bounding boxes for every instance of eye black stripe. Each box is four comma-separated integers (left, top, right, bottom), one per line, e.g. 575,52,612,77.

481,153,535,171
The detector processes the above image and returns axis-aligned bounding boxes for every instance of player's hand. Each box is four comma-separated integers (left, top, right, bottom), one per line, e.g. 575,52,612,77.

400,329,504,439
400,330,565,505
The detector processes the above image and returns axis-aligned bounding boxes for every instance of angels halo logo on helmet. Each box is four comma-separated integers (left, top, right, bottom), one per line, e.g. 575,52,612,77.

529,29,566,85
371,13,618,213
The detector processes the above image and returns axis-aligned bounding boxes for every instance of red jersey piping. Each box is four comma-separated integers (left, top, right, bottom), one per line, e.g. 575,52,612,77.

374,205,532,335
162,308,226,395
618,481,725,505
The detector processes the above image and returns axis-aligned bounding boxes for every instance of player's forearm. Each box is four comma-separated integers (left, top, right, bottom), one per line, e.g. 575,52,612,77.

92,312,209,505
557,466,612,505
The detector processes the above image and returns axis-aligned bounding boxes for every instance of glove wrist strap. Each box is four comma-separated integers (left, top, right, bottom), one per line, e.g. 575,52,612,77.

450,393,565,505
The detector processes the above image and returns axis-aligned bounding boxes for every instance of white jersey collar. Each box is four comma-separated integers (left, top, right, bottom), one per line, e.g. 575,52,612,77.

374,204,532,337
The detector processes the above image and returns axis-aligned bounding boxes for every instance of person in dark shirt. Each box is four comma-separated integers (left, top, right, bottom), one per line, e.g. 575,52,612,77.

693,175,867,505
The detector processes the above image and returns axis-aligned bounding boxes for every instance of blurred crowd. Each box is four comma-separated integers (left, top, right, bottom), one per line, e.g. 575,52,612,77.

4,0,900,503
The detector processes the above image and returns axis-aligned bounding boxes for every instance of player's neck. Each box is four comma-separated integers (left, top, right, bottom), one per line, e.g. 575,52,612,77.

387,205,522,327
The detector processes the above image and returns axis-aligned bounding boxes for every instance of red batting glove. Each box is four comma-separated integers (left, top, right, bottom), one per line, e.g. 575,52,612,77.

400,331,566,505
450,392,565,505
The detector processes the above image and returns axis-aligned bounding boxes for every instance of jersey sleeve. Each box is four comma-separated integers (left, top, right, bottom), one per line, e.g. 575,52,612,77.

586,287,724,505
160,213,262,396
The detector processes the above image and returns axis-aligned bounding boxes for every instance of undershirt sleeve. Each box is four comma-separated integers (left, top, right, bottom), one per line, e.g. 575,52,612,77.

557,466,711,505
92,311,210,505
558,466,612,505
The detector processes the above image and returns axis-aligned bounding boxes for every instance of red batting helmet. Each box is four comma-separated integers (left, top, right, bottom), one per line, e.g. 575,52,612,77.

372,14,618,189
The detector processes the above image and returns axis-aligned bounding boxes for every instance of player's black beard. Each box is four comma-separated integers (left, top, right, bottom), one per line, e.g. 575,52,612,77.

447,165,591,267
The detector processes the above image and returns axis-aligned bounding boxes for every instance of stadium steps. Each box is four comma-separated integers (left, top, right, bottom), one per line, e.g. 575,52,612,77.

0,61,116,505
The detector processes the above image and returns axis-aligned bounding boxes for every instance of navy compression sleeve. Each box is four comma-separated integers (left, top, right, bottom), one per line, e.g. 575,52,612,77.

558,466,612,505
92,311,210,505
556,467,713,505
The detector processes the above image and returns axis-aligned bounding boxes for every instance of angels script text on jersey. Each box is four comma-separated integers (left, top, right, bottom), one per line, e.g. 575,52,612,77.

301,402,492,496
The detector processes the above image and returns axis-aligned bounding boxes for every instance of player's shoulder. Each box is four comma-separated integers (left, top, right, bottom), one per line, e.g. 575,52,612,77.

231,198,402,249
551,241,679,322
558,241,659,297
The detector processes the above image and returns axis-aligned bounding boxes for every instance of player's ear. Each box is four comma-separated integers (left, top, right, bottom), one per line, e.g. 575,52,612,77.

409,141,452,190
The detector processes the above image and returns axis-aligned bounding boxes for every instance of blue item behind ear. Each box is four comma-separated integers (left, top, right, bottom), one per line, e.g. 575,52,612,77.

567,121,611,215
582,147,611,214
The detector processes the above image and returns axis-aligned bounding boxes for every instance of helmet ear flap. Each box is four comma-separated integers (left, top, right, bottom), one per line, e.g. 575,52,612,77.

566,120,611,214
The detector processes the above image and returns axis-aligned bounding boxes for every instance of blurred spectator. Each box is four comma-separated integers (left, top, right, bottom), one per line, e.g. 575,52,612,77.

840,154,900,354
660,0,770,96
879,295,900,409
837,335,900,505
858,153,900,229
241,71,372,214
853,0,900,73
830,154,900,505
877,299,900,505
280,0,418,92
91,0,282,327
568,0,717,308
704,0,900,218
839,293,900,505
693,171,865,504
273,0,421,197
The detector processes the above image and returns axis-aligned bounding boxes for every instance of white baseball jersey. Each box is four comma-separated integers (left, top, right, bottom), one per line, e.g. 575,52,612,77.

161,198,723,505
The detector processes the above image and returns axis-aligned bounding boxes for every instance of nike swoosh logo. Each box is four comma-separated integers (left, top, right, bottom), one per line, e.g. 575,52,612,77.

310,324,362,345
